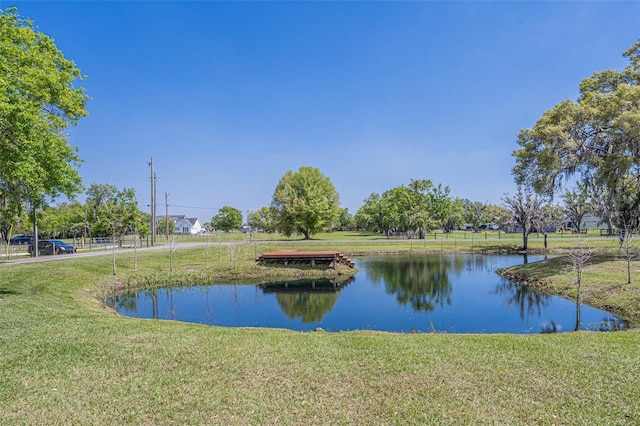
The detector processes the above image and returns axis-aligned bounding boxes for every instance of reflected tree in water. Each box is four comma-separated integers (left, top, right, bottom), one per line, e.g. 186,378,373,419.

113,292,138,314
541,321,558,333
275,292,338,323
143,288,159,320
461,254,489,274
493,278,552,320
364,255,456,311
167,288,177,320
261,278,350,323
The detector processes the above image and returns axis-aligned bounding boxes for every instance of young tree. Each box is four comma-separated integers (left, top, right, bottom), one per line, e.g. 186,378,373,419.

618,216,639,285
0,8,89,242
85,183,143,275
612,178,640,284
211,206,243,232
565,240,596,331
502,187,548,251
271,166,340,239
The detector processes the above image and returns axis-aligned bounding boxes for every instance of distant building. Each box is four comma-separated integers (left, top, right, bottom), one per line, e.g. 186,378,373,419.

565,214,601,230
167,215,205,235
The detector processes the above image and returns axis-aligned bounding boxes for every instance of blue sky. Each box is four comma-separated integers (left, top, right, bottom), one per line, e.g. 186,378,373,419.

3,1,639,223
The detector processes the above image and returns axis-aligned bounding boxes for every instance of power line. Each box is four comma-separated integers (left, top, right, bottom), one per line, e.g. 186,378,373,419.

168,204,222,210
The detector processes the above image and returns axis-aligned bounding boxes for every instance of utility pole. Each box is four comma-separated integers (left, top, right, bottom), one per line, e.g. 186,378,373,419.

148,157,156,247
165,191,169,240
153,172,157,246
31,201,39,257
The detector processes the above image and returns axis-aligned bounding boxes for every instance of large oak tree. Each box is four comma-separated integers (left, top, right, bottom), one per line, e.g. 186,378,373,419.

512,39,640,232
271,166,340,239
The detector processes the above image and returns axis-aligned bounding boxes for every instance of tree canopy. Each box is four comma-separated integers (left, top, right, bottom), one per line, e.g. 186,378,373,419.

85,184,146,238
248,207,275,232
354,193,384,233
211,206,243,232
356,179,451,238
502,187,548,251
463,200,490,232
512,39,640,228
271,166,341,239
0,8,88,224
157,216,176,237
562,182,590,231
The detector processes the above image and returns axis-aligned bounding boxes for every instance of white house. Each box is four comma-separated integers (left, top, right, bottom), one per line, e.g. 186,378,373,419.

168,215,205,235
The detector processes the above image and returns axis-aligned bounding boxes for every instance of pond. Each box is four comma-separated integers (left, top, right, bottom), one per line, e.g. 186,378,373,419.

107,254,629,333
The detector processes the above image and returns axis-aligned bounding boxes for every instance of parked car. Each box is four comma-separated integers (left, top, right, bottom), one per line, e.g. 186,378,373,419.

480,223,500,231
28,239,76,256
9,235,33,245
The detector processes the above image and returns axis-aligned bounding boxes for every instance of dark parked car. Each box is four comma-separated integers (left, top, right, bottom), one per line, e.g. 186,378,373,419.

9,235,34,245
28,240,76,256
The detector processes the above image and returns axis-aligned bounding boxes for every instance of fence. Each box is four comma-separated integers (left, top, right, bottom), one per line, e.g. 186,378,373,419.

75,236,149,251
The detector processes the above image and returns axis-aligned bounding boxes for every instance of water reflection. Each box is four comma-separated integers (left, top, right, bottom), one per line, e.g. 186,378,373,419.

141,288,161,319
589,317,629,331
363,255,458,311
260,277,354,293
106,255,631,334
260,278,353,323
492,278,552,320
115,291,139,314
492,276,630,332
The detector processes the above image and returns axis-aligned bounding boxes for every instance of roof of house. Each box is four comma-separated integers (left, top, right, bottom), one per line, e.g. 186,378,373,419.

169,215,200,226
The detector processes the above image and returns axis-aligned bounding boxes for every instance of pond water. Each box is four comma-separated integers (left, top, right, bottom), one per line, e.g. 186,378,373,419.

107,254,629,334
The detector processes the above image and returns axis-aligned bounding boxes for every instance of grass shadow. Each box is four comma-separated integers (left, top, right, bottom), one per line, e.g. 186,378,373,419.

469,244,524,254
0,288,21,298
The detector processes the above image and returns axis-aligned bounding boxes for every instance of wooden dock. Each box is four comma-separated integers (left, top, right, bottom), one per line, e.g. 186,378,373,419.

256,250,355,268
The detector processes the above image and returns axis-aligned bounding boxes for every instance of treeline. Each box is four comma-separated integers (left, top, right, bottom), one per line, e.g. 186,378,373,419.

1,184,148,242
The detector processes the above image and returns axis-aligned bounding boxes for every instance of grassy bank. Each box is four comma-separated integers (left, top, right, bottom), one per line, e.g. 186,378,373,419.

1,240,639,424
500,254,640,326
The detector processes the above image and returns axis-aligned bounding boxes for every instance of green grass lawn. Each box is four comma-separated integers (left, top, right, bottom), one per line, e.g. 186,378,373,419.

1,238,639,424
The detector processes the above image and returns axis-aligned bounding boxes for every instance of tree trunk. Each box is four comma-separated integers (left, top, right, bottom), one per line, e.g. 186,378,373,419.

522,232,528,251
112,238,117,275
575,271,582,331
